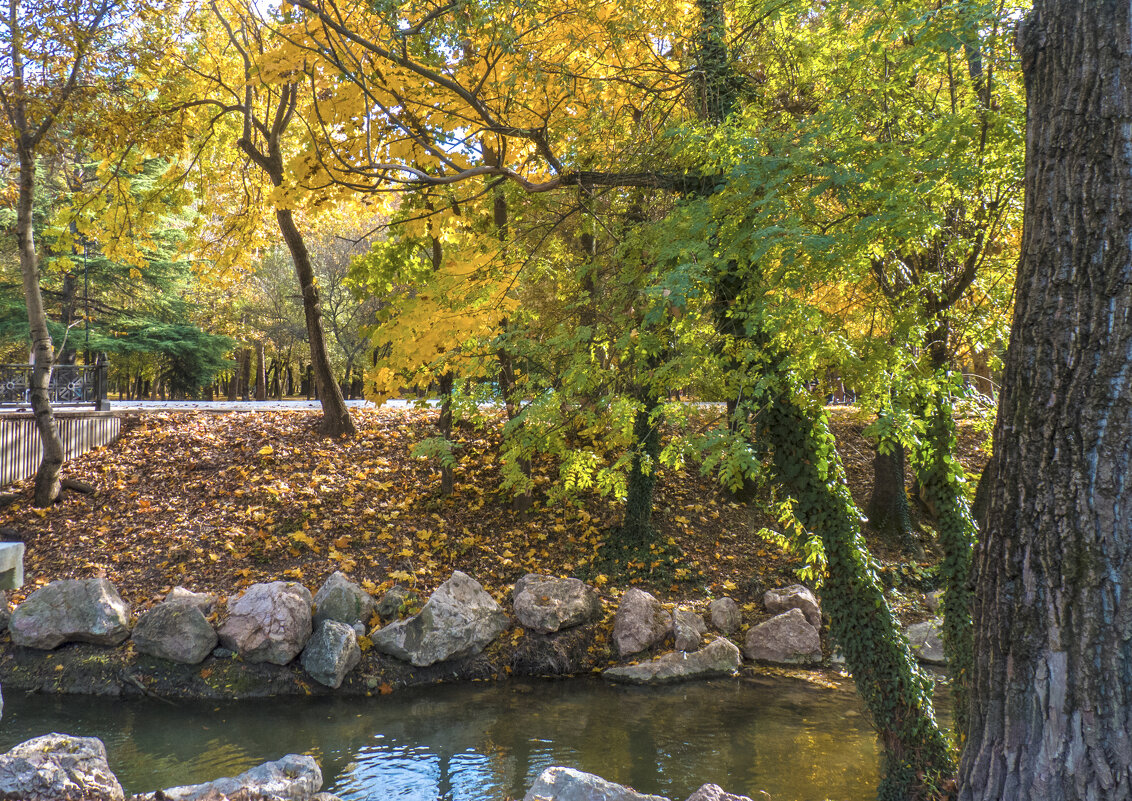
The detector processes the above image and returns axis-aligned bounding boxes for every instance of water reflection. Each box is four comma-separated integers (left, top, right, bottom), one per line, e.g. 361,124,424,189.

0,675,885,800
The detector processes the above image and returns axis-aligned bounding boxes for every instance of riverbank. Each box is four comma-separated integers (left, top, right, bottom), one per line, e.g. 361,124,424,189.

0,406,988,610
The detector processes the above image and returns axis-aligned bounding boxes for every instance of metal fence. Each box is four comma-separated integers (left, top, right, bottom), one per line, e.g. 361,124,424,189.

0,412,121,487
0,363,108,408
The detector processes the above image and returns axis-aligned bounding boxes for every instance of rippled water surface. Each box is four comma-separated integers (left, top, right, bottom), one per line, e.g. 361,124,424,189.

0,676,884,800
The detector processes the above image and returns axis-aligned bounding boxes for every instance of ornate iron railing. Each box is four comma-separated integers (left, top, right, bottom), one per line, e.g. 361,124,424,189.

0,363,108,407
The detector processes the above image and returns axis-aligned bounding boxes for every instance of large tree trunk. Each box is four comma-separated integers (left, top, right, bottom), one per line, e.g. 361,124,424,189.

276,208,355,436
960,4,1132,799
16,148,63,507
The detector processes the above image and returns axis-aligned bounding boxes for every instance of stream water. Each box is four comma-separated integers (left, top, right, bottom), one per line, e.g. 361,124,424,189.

0,675,887,800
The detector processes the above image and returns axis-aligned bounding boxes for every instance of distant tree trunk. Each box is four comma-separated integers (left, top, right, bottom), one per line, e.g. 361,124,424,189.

960,4,1132,798
240,348,251,400
227,357,240,401
254,341,266,401
438,371,455,495
616,361,663,551
865,438,917,555
497,323,532,512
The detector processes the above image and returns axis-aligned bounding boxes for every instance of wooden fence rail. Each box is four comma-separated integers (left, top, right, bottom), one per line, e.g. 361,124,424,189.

0,412,122,487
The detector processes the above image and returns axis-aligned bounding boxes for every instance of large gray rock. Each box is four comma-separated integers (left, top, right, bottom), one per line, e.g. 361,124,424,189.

153,754,322,801
313,571,375,627
743,608,822,665
604,637,741,685
132,601,218,665
9,578,131,650
217,582,313,665
524,766,669,801
672,608,707,652
684,784,755,801
371,571,508,667
906,617,947,665
301,619,361,689
0,733,124,801
612,588,670,658
165,587,218,615
763,584,821,629
708,597,741,634
513,574,601,633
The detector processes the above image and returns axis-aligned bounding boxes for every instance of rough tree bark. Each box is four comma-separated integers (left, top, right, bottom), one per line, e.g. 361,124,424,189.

960,4,1132,799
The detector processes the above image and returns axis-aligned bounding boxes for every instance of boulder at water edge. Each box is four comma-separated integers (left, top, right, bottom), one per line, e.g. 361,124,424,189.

165,587,219,615
684,784,756,801
132,600,218,664
371,571,508,667
513,574,601,634
302,619,362,689
905,617,947,665
0,733,124,801
743,608,822,665
148,754,322,801
217,581,313,665
708,597,741,634
603,637,741,685
313,571,375,628
524,766,670,801
9,578,132,650
672,608,707,652
612,588,670,658
763,584,822,629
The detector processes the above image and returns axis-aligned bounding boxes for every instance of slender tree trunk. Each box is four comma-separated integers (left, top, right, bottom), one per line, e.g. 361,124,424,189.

240,348,251,400
276,208,355,435
254,340,266,401
960,4,1132,799
15,149,63,507
438,372,454,496
227,356,240,401
618,388,663,551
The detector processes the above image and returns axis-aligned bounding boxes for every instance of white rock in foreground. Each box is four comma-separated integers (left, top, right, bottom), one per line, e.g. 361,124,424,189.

0,732,124,801
150,754,322,801
524,766,670,801
371,571,508,667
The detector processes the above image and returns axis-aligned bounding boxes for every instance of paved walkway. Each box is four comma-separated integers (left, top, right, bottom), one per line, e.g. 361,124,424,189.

95,399,414,412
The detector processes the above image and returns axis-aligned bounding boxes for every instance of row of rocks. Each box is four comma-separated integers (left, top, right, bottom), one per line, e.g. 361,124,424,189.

0,732,336,801
5,572,947,693
0,732,753,801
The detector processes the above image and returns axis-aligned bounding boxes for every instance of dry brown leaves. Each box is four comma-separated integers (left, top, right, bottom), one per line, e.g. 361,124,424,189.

0,407,989,612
